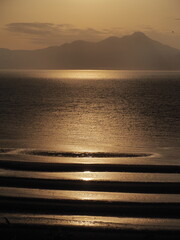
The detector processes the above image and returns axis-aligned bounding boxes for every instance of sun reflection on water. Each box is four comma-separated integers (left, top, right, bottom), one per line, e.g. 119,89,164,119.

34,70,132,80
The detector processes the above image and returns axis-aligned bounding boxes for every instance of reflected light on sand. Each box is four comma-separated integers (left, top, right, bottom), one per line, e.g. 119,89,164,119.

82,178,93,181
82,171,93,181
2,214,180,230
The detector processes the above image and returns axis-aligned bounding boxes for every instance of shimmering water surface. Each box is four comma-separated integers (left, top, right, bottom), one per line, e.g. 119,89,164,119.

0,70,180,158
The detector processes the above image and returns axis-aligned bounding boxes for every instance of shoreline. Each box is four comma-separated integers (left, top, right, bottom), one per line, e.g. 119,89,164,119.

1,215,180,240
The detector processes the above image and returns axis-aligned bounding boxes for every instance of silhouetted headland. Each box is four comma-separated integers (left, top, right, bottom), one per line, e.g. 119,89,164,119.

0,32,180,69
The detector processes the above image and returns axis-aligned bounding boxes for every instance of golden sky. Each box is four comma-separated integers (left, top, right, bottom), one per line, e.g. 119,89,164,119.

0,0,180,50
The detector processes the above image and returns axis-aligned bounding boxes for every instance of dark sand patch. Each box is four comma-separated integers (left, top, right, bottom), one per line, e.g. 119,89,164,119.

0,177,180,194
0,159,179,173
0,149,15,154
24,150,152,158
0,223,180,240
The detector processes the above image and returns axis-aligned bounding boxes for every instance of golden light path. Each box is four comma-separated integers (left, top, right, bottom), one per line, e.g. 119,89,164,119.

0,169,180,183
0,187,180,203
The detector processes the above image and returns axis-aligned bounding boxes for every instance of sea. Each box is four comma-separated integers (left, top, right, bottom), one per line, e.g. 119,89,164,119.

0,70,180,232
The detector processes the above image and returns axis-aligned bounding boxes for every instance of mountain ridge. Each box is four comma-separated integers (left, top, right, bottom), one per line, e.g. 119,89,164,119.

0,32,180,70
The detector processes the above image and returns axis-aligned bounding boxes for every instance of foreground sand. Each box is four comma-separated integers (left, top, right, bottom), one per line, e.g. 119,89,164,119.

1,223,180,240
0,149,180,239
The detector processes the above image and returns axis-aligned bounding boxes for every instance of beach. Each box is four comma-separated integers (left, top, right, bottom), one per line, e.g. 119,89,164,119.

0,147,180,239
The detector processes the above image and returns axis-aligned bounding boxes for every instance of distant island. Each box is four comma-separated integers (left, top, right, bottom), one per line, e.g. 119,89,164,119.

0,32,180,70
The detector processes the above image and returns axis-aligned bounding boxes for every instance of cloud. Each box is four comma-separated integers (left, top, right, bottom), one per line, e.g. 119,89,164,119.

5,22,71,36
5,22,117,47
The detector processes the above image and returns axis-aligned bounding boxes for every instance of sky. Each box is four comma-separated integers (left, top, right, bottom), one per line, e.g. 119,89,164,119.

0,0,180,50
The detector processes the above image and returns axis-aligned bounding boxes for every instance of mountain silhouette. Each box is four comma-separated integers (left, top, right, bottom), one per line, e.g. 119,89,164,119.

0,32,180,69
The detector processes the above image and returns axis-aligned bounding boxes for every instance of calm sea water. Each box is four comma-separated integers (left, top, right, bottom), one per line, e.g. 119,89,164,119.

0,70,180,162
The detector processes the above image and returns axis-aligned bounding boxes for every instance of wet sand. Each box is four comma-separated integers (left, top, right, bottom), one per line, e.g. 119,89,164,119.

0,149,180,239
0,213,180,240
